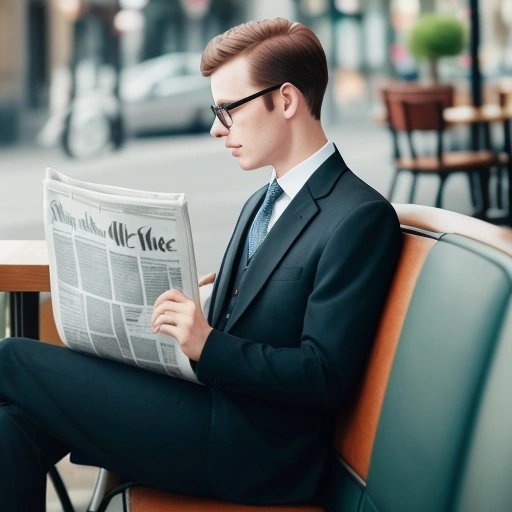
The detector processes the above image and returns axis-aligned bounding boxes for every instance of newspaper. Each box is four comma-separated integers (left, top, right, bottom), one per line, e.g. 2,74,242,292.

43,168,205,383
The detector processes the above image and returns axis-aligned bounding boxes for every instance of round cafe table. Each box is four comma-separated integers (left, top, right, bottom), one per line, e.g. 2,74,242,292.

444,103,512,126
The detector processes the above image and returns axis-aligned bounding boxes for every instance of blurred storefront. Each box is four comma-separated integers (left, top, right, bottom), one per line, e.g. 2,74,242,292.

0,0,48,143
2,0,512,145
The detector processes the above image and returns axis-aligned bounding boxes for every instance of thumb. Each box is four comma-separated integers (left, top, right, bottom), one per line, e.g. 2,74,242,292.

198,272,216,287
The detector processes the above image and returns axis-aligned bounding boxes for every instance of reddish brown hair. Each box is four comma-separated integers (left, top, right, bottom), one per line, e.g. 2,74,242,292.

201,18,328,119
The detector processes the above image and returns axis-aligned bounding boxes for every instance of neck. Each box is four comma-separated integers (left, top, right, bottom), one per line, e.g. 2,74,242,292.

273,119,328,177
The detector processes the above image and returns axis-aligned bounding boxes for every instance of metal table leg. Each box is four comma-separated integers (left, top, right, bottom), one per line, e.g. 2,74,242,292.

504,118,512,226
9,292,39,339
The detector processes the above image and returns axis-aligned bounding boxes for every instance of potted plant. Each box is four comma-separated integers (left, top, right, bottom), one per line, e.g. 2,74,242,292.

409,14,466,83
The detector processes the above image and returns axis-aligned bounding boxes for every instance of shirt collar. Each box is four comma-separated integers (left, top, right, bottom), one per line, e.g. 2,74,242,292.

271,141,335,200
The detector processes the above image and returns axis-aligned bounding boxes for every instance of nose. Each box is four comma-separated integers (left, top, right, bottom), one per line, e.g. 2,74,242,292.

210,117,230,138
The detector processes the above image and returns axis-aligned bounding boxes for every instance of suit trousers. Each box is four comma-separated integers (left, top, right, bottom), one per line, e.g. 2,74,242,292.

0,337,213,512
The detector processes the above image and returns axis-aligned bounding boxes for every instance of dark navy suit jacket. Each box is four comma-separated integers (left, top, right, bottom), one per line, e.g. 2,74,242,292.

195,148,402,504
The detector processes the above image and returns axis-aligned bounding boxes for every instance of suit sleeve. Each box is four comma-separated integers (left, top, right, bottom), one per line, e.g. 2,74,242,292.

195,200,402,409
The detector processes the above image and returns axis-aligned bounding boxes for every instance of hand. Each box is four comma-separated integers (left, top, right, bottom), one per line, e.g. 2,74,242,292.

152,289,213,361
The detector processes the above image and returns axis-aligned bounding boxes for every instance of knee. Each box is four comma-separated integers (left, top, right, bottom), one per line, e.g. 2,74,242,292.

0,337,25,360
0,337,37,368
0,339,22,402
0,338,39,402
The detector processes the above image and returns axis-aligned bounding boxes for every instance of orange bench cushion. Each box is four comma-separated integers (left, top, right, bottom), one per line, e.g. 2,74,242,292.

128,487,323,512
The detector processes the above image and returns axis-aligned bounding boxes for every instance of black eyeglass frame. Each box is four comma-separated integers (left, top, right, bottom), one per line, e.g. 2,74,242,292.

210,84,283,129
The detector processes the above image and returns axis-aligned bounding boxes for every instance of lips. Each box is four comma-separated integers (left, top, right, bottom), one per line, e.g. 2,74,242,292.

226,144,242,157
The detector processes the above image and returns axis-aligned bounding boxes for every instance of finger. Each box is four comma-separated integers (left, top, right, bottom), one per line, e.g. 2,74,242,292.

153,289,176,308
152,306,175,326
152,298,192,324
157,323,179,339
153,311,177,328
198,272,216,287
152,302,176,324
152,312,184,334
153,288,188,308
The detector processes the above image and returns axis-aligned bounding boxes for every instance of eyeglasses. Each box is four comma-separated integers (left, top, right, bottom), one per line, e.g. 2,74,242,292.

211,84,283,129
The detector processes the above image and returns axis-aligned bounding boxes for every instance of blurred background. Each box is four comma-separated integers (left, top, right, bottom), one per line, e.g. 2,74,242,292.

2,1,512,252
1,0,512,148
1,1,512,509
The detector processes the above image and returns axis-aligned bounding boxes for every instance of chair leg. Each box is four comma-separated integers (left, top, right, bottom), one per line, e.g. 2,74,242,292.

87,468,121,512
96,482,135,512
49,467,76,512
496,166,504,210
435,175,447,208
467,170,491,219
478,169,491,215
409,173,418,203
467,172,482,212
388,169,400,202
506,165,511,213
469,172,479,208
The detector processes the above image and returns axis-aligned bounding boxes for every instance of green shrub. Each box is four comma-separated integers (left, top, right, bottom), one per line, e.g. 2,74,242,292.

410,14,465,59
409,14,466,81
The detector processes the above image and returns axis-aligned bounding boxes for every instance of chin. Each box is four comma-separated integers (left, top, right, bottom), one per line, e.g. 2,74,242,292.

238,159,258,171
237,154,268,171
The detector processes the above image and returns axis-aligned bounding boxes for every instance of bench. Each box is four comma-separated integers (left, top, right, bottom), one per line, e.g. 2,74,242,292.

1,204,511,512
92,203,512,512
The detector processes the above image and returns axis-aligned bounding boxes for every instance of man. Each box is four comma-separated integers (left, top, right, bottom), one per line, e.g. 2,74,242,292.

0,18,401,510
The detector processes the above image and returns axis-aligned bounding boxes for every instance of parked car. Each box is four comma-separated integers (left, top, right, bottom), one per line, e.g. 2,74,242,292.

120,52,213,135
47,53,212,158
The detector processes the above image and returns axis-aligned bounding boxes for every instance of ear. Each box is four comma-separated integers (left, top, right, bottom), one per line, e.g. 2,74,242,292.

279,83,300,120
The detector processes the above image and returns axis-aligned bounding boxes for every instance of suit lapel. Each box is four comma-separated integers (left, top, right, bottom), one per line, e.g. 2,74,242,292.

225,149,348,331
210,187,266,327
224,190,318,331
216,148,348,332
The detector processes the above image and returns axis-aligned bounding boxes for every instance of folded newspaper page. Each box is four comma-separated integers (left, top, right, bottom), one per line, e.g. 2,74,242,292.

43,168,204,383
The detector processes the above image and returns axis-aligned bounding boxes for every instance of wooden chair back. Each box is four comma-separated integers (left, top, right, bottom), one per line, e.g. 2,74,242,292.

381,85,455,162
383,84,454,132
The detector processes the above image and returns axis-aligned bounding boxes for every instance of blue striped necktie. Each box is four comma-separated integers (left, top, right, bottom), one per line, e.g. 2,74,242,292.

247,179,284,260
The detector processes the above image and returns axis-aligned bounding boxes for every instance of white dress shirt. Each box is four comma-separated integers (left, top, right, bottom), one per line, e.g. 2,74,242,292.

267,140,335,232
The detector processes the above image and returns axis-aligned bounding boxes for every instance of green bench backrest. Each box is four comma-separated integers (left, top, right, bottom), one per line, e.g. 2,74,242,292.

363,233,512,512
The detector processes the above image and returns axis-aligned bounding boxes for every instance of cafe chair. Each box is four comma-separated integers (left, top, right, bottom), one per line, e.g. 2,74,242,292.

382,85,500,213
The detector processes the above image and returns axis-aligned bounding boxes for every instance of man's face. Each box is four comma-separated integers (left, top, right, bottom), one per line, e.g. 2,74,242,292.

209,56,285,171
